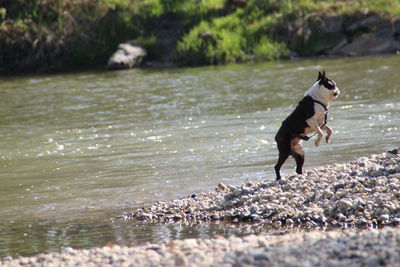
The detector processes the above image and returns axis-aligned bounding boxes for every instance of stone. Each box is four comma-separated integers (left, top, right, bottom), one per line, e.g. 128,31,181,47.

336,213,347,221
379,214,390,222
106,43,147,70
217,182,228,191
228,185,237,191
174,252,188,266
278,178,288,185
333,183,346,192
370,169,384,177
392,218,400,225
322,190,334,199
356,219,368,227
282,184,294,191
338,199,353,211
329,32,400,56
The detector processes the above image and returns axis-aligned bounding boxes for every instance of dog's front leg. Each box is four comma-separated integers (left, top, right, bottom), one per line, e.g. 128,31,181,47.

306,118,323,147
322,124,333,144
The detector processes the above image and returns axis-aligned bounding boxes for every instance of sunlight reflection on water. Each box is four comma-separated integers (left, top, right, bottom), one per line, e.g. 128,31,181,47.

0,55,399,257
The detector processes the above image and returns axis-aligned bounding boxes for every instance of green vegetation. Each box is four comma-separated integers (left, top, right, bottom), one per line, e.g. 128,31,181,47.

0,0,399,73
176,7,288,65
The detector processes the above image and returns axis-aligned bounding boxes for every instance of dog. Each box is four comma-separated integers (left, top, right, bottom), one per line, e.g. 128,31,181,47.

274,71,340,180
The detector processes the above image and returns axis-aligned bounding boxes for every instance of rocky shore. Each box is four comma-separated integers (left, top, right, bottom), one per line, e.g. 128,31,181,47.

1,149,399,266
126,149,400,228
2,228,400,266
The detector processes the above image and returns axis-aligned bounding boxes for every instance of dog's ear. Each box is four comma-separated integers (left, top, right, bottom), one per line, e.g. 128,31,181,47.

318,70,326,82
317,71,323,81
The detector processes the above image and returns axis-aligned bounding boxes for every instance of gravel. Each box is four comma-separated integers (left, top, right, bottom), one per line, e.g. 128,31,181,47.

125,150,400,228
1,149,399,266
2,229,400,266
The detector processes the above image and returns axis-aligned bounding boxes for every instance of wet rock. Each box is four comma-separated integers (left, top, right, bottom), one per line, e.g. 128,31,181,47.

387,148,399,155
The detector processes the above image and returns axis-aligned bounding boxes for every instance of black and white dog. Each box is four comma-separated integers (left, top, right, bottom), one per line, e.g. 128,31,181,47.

274,71,340,180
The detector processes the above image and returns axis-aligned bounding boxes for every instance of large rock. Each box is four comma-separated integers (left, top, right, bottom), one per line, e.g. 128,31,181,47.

329,27,400,56
106,43,147,70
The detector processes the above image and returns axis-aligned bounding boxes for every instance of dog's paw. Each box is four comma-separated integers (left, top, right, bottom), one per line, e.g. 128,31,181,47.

325,136,331,144
315,139,321,147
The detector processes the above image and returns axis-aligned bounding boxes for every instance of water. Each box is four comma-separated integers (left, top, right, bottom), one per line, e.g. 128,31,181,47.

1,55,399,257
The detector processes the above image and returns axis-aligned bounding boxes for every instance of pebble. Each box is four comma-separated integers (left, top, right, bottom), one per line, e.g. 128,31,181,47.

2,150,400,266
338,199,353,211
217,182,228,191
2,229,400,267
124,151,400,228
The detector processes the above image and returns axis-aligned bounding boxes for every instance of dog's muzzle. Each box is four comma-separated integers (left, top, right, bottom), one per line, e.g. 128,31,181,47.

333,88,340,97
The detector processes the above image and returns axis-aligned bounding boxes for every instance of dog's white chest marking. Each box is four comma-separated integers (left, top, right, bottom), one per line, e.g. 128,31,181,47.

305,104,327,134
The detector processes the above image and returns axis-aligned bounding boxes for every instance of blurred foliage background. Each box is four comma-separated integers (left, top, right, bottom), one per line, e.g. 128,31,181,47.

0,0,399,73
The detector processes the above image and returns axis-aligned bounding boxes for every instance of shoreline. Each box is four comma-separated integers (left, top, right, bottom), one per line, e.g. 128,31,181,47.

0,52,399,79
1,149,399,266
126,149,400,228
2,228,400,266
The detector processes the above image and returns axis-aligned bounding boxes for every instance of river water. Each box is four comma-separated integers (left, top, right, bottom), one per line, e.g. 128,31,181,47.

1,55,399,257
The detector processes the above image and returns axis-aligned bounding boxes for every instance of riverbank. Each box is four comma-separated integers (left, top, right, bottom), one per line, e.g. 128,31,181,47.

1,149,399,266
127,149,400,228
1,228,399,266
1,0,400,74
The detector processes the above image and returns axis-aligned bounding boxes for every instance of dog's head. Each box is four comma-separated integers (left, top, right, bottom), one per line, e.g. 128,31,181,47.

317,70,340,100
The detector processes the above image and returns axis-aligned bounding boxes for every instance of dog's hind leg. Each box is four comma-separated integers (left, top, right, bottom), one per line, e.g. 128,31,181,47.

275,142,290,180
293,153,304,174
290,138,304,175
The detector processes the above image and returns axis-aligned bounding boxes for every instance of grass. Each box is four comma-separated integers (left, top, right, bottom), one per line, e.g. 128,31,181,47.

0,0,399,73
177,0,400,64
176,7,289,65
